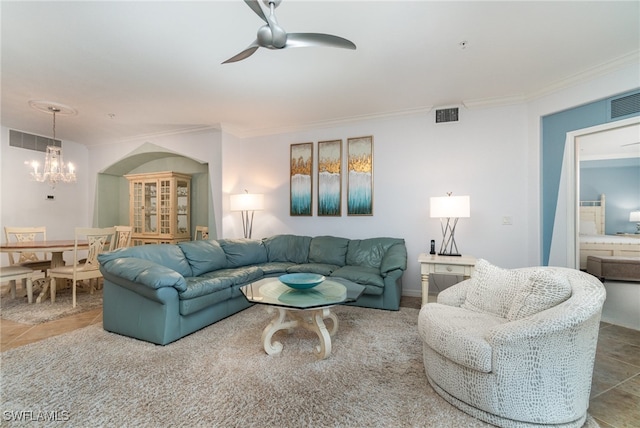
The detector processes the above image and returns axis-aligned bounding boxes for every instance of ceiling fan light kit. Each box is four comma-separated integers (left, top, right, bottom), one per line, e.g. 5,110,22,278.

223,0,356,64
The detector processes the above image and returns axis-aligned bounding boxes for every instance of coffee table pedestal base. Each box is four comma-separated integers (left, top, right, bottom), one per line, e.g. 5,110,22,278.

261,306,338,359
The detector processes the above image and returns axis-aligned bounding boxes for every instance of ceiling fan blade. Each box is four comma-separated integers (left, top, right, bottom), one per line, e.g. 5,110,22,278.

243,0,268,23
285,33,356,50
222,43,260,64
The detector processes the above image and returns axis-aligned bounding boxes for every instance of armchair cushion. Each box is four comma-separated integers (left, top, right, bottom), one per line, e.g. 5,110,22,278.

461,259,527,318
419,303,506,372
507,270,571,321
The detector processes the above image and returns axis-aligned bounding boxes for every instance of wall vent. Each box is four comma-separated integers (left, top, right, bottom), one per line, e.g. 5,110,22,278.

609,92,640,120
9,129,61,152
435,107,459,123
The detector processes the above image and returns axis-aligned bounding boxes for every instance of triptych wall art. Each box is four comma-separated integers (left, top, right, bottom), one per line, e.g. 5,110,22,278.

290,136,373,217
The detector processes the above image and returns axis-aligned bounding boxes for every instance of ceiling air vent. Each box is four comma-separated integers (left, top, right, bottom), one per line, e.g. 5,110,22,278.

435,107,459,123
609,92,640,120
9,129,60,152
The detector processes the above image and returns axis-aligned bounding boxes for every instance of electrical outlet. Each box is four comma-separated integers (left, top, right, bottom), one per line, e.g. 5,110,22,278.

46,195,55,201
502,216,512,225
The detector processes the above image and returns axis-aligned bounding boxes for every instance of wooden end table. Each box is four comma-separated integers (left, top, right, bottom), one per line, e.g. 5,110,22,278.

418,253,476,306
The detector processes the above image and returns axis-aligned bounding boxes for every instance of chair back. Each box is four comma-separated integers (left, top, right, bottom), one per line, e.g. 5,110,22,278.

195,225,209,240
114,225,132,249
75,227,116,270
4,226,47,265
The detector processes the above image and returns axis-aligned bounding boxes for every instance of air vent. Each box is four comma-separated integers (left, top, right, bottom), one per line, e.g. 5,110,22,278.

9,129,60,152
435,108,459,123
609,92,640,120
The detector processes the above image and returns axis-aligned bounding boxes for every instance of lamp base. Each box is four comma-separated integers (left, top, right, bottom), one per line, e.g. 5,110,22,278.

438,253,462,257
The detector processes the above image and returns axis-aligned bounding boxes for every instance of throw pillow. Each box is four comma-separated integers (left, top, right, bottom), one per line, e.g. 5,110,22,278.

507,270,572,320
461,259,528,318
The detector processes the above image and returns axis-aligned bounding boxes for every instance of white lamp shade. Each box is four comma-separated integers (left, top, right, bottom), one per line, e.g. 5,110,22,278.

430,195,470,218
630,211,640,222
230,193,264,212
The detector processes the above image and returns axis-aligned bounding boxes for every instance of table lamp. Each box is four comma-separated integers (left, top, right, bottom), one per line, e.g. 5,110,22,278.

430,193,470,256
630,211,640,234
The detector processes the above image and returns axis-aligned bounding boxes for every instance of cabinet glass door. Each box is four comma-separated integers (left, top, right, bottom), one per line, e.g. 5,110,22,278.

177,178,189,235
145,181,157,233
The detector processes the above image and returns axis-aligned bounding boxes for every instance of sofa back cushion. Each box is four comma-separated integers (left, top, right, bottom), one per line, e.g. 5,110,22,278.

218,238,268,268
346,237,404,269
461,259,529,318
263,234,311,263
178,240,228,276
507,270,572,320
309,236,349,266
98,244,193,277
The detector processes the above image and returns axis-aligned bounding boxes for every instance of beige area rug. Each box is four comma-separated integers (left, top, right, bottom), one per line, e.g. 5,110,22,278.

1,305,599,427
0,282,102,325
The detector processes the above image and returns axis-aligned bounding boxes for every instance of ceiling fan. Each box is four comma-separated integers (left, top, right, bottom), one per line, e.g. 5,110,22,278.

223,0,356,64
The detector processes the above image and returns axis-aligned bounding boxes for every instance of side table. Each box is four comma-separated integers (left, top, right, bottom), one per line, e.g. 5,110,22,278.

418,253,476,306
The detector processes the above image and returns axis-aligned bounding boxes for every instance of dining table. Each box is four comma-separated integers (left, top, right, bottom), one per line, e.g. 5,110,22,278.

0,240,89,303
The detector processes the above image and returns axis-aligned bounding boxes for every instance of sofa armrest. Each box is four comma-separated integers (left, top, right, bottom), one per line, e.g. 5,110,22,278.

436,278,471,307
380,243,407,276
100,257,187,292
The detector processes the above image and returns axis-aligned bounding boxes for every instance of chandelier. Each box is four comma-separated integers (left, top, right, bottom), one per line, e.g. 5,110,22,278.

28,105,77,188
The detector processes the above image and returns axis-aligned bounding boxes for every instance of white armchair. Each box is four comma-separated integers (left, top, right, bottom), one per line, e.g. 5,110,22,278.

418,260,606,428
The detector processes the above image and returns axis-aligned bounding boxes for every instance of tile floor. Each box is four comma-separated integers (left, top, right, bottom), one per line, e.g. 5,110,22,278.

1,296,638,427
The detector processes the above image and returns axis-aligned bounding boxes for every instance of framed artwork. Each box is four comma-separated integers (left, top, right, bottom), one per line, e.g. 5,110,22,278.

290,142,313,216
317,139,342,216
347,136,373,216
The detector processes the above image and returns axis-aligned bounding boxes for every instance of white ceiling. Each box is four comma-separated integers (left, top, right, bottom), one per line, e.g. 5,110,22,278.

1,1,639,146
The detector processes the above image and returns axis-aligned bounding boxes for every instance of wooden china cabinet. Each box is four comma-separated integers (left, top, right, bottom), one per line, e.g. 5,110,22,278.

125,171,191,245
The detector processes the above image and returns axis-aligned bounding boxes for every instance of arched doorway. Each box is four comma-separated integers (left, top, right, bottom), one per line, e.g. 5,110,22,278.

93,142,214,240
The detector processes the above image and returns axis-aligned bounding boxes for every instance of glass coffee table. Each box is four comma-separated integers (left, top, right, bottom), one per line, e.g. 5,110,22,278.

240,277,365,359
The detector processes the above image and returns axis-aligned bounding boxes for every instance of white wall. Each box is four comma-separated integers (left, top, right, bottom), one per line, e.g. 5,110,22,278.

1,60,637,311
221,105,531,296
0,127,89,265
87,127,224,236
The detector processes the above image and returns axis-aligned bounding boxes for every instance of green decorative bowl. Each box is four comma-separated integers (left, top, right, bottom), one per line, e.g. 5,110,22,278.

279,273,326,290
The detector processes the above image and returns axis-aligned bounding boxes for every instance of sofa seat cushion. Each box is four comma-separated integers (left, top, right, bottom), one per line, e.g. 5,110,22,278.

203,266,263,285
461,259,529,318
507,270,572,320
178,240,228,276
218,239,268,268
263,235,311,263
257,262,295,275
179,288,232,316
309,236,349,266
179,277,233,300
287,263,339,276
331,266,384,288
420,303,506,373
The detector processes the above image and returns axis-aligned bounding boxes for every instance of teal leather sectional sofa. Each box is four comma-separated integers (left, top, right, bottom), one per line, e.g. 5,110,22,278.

98,234,407,345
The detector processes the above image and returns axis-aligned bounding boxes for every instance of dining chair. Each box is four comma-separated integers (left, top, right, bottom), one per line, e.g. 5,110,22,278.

49,227,116,307
4,226,52,273
0,266,35,303
114,225,133,249
195,225,209,240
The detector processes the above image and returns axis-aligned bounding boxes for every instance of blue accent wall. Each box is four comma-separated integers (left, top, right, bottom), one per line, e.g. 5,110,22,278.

580,158,640,234
541,89,640,265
